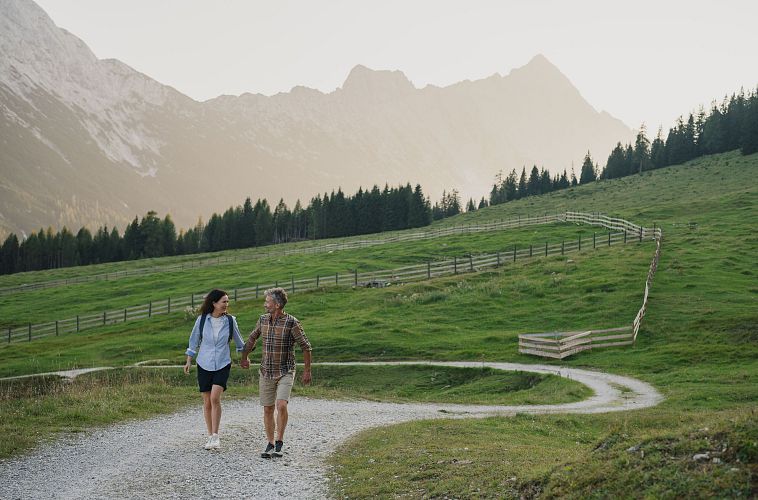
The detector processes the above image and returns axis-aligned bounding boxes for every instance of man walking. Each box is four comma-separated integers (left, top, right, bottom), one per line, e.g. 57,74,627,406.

240,287,312,458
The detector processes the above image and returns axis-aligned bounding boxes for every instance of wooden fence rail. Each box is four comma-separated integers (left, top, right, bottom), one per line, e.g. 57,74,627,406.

518,214,663,359
0,213,568,296
3,211,659,345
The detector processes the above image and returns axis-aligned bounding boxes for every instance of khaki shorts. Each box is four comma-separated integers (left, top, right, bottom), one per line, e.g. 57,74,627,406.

259,371,295,406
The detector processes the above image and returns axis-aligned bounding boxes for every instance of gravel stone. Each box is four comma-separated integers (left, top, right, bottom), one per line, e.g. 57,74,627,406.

0,361,662,499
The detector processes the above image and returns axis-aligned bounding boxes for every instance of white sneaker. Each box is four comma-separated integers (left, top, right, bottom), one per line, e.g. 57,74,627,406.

204,435,214,450
209,434,220,450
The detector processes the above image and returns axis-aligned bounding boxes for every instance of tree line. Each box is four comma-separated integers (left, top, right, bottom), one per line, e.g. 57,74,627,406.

484,85,758,208
0,183,433,275
486,163,581,207
2,85,756,276
602,87,758,179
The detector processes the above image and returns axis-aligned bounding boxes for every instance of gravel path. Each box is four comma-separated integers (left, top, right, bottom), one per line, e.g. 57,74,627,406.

0,361,662,499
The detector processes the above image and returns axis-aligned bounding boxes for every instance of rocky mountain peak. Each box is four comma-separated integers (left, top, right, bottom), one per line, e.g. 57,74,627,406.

341,64,415,94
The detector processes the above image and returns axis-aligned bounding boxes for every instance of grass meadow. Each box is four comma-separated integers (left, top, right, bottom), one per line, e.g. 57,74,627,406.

0,150,756,497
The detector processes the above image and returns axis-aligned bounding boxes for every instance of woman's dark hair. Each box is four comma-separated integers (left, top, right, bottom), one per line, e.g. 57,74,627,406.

200,289,228,315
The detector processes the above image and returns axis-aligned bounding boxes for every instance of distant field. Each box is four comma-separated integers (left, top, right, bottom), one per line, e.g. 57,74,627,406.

0,221,637,327
0,151,756,497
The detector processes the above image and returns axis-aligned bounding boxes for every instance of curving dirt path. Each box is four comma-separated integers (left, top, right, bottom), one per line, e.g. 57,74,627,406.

0,361,662,499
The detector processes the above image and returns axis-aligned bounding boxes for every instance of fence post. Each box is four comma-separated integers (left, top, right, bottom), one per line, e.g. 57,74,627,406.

454,256,458,274
579,234,582,251
191,294,195,309
469,255,474,271
529,245,533,257
593,232,596,249
561,241,564,255
513,244,517,262
335,272,339,285
639,227,643,242
7,327,10,343
316,274,320,287
149,301,152,317
608,231,611,247
103,311,106,325
624,230,627,244
28,323,32,341
545,242,548,256
427,262,431,278
56,320,59,336
256,285,259,298
354,269,358,286
77,315,80,332
496,251,500,266
124,309,127,322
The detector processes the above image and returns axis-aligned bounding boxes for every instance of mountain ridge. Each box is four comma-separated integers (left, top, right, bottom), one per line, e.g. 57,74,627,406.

0,0,633,238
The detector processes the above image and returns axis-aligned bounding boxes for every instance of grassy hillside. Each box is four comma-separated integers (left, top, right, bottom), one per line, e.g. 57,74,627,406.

1,151,756,497
0,222,636,327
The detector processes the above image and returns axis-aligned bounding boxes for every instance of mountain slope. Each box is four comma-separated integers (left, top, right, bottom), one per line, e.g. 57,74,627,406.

0,0,633,237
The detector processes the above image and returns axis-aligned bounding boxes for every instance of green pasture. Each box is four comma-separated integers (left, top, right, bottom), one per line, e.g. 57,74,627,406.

0,243,651,377
0,151,756,497
0,222,629,327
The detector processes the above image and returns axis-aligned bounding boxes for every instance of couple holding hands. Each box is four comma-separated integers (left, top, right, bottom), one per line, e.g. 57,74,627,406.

183,287,312,458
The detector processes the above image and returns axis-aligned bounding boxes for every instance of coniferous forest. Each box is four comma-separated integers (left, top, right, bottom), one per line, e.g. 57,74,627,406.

1,86,756,276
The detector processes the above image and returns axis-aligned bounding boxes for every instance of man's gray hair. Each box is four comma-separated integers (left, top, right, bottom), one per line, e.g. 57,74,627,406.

265,287,288,308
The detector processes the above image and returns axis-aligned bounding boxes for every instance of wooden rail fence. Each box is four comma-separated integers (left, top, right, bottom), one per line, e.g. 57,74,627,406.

518,212,663,359
0,213,572,296
3,211,659,345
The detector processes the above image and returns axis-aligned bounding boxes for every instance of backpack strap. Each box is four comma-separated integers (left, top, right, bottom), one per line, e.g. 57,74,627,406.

199,313,208,343
199,313,235,343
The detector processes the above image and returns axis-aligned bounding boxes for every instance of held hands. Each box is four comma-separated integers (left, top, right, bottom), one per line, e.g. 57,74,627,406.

239,357,250,369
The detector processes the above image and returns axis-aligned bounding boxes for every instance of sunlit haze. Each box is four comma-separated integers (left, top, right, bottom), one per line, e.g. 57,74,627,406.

32,0,758,133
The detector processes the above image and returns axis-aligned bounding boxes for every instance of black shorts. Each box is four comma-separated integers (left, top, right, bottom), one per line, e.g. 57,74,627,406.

197,363,231,392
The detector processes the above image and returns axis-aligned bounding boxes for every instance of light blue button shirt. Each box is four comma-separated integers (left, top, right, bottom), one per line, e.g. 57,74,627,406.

185,314,245,371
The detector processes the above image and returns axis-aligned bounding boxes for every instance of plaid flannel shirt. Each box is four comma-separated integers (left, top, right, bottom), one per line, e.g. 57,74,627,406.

245,312,312,379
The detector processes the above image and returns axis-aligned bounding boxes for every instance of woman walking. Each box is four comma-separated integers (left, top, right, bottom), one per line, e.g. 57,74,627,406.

184,289,245,450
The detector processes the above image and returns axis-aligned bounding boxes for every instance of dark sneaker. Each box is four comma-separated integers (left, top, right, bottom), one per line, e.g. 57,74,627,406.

273,440,284,457
261,442,275,459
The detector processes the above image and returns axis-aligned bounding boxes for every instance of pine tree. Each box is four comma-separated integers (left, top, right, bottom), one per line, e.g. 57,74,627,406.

489,184,500,206
527,165,540,196
122,217,141,260
633,125,651,174
253,199,273,245
446,189,461,217
579,152,597,184
740,90,758,155
517,167,527,198
408,184,431,228
505,169,518,201
0,233,19,274
76,228,93,265
162,215,177,256
241,197,256,247
140,211,164,258
539,168,552,194
650,128,666,169
466,198,476,212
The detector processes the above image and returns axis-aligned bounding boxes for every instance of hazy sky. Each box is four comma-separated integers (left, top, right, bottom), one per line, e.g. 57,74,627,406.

34,0,758,133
